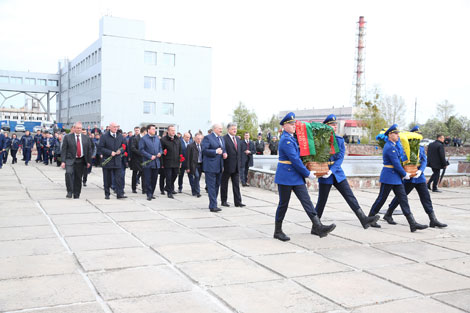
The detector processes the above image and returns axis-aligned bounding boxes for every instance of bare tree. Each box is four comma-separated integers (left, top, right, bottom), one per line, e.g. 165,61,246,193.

436,100,455,123
379,94,406,126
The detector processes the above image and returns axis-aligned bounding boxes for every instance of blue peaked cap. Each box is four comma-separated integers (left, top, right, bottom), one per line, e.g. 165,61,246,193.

323,114,337,124
280,112,296,125
384,124,399,136
410,125,421,133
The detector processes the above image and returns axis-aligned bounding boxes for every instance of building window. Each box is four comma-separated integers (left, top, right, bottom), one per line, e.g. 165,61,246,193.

25,78,36,85
144,51,157,65
160,102,174,116
144,76,156,89
47,80,58,87
38,79,46,86
11,77,23,84
162,78,175,91
0,76,9,84
162,53,175,66
143,101,156,114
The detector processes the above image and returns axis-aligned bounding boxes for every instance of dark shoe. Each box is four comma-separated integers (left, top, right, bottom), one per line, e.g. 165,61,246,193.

355,208,380,229
172,191,177,195
168,193,174,199
221,202,230,207
197,194,201,198
235,203,246,207
161,191,165,195
311,216,336,238
147,196,152,201
83,182,87,187
428,212,447,228
142,191,146,194
117,195,127,199
105,195,110,200
242,183,250,187
132,190,137,194
210,207,221,212
382,207,397,225
73,195,79,199
368,212,381,228
66,192,72,199
152,196,156,199
273,220,290,241
405,213,428,232
427,183,431,190
178,189,182,193
432,189,442,193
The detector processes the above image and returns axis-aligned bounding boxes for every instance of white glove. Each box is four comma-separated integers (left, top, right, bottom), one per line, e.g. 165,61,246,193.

322,170,332,179
415,170,422,178
403,173,411,180
308,171,316,180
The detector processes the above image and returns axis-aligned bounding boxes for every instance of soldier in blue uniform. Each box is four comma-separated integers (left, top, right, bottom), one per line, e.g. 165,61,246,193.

368,124,428,232
314,115,379,230
274,112,336,241
20,130,34,165
383,126,447,228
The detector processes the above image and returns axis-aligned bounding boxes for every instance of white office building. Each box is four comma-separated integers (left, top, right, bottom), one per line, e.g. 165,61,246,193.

57,16,212,135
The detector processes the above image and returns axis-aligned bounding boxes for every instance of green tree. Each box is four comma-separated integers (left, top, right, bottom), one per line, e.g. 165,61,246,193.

232,102,259,138
436,100,455,123
355,87,388,142
259,114,281,137
420,118,448,139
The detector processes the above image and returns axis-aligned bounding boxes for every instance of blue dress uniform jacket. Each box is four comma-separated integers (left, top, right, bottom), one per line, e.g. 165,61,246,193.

139,134,162,169
274,131,310,186
202,133,226,173
411,146,427,184
318,135,346,184
380,140,407,185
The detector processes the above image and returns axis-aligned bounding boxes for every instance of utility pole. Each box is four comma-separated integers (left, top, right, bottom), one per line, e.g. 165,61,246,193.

414,98,417,125
353,16,366,107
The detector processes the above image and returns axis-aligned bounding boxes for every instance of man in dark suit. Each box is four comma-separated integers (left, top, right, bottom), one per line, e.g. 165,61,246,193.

255,135,265,155
427,134,447,192
61,122,92,199
178,132,193,193
130,126,146,194
221,122,245,207
98,122,127,199
139,124,162,201
240,132,256,186
160,125,182,198
202,123,227,212
186,133,203,197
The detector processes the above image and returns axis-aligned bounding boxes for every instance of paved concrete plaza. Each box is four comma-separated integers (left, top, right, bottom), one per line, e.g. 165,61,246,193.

0,162,469,313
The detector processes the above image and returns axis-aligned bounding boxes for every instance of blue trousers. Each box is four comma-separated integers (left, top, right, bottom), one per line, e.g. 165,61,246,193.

316,176,361,218
43,148,51,164
388,182,433,214
143,167,159,197
36,146,43,161
178,167,194,191
188,165,202,195
103,167,124,197
369,183,411,216
23,148,31,164
205,171,222,209
275,184,317,222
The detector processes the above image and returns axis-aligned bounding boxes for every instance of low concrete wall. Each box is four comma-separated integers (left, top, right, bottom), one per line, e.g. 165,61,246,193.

458,161,470,173
248,168,470,192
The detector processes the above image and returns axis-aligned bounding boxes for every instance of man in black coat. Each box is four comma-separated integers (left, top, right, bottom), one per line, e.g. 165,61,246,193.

61,122,92,199
221,123,245,207
130,126,146,194
255,135,265,155
98,122,127,199
427,134,447,192
240,132,256,186
178,132,193,193
186,133,203,197
269,136,278,155
160,125,182,198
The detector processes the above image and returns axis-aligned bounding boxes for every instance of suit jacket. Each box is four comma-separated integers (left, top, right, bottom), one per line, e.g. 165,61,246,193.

98,131,125,169
139,134,162,169
61,133,92,166
223,134,242,174
180,138,192,170
129,135,143,171
240,139,256,167
427,140,447,169
161,135,182,168
202,133,226,173
186,141,202,174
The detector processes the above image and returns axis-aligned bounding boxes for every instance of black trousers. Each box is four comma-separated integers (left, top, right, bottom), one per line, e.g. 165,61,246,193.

164,167,178,194
388,182,433,214
143,167,158,197
11,149,18,163
103,167,124,197
132,169,145,192
65,158,86,196
316,176,361,218
275,184,317,222
241,160,250,184
428,168,441,191
369,183,411,216
220,170,242,205
159,168,166,192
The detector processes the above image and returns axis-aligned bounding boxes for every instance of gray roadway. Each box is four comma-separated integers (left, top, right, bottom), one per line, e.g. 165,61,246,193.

0,161,469,313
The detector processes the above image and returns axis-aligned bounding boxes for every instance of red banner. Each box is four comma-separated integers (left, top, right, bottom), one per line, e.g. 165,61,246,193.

295,121,310,156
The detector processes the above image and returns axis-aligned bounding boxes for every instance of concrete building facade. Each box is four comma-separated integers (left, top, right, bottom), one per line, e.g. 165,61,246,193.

58,16,212,134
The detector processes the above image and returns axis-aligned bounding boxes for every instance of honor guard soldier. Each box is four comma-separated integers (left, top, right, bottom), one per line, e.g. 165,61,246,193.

274,112,336,241
368,124,428,232
314,114,379,231
383,126,447,228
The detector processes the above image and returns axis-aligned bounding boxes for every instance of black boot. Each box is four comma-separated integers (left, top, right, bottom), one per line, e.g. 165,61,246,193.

368,212,381,228
405,213,428,232
311,216,336,238
428,212,447,228
273,220,290,241
355,208,380,229
383,207,397,225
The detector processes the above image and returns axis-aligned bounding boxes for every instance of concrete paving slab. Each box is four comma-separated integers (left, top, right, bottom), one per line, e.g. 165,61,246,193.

0,253,77,280
107,211,164,222
296,271,417,308
254,221,310,236
252,252,352,277
50,213,111,225
373,241,467,262
23,303,106,313
289,233,361,251
210,279,340,313
56,222,125,237
155,242,237,263
94,203,149,213
134,230,210,247
0,207,42,217
197,226,268,241
428,256,470,277
220,237,306,256
222,214,276,226
88,266,192,300
424,237,470,254
0,225,56,241
368,263,470,295
41,204,101,215
320,222,409,244
351,297,464,313
65,233,142,251
75,247,166,271
108,290,228,313
177,257,281,287
175,217,237,229
432,290,470,312
118,219,181,233
0,238,66,258
0,215,50,228
0,273,96,311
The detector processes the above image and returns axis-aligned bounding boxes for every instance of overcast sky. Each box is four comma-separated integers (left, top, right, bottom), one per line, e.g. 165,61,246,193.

1,0,469,127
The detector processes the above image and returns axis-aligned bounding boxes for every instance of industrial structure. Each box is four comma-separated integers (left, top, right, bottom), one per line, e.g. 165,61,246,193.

353,16,366,107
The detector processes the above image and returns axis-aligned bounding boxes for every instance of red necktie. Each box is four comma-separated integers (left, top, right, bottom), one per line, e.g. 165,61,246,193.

76,135,81,158
232,136,237,150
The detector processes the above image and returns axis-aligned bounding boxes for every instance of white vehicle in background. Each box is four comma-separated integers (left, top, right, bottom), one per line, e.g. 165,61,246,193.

420,138,434,146
15,124,26,132
33,125,42,132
